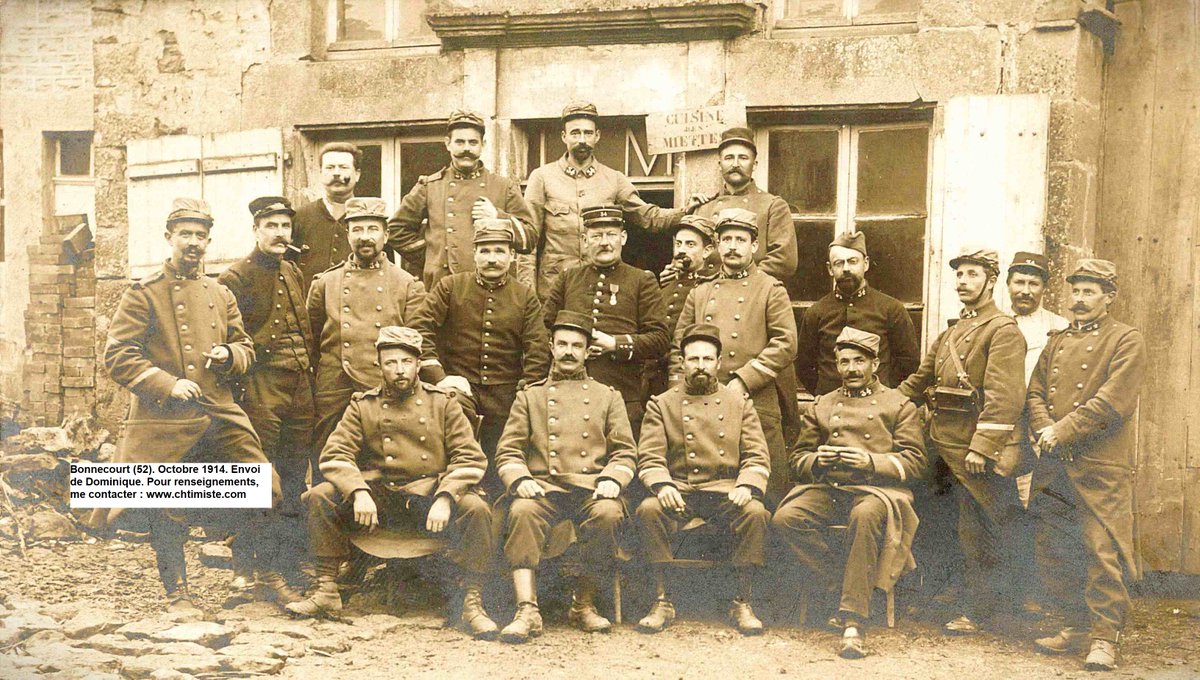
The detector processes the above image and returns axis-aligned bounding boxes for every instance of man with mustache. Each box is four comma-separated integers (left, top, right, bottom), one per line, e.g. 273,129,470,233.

543,205,669,437
646,215,718,398
1027,260,1145,672
292,142,363,285
898,246,1027,635
216,196,318,603
287,327,498,640
97,197,282,613
307,198,426,483
796,231,920,396
412,220,550,495
635,323,772,635
494,311,638,643
772,327,926,659
670,208,798,503
520,101,696,298
388,111,536,291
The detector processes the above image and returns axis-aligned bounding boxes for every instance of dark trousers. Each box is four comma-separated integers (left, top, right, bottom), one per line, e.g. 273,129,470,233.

636,491,769,567
313,374,361,484
755,406,787,506
471,381,519,497
1030,458,1130,642
241,365,316,508
771,487,888,621
503,489,625,572
303,482,493,575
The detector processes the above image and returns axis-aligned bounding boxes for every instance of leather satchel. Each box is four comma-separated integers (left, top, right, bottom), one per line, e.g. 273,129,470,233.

930,331,981,415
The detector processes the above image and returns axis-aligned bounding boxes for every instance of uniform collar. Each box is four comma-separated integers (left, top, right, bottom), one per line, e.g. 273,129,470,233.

451,162,484,180
550,366,588,381
559,154,597,178
960,298,999,320
834,283,869,301
250,247,282,269
349,253,385,270
720,180,761,197
475,272,508,291
1071,313,1107,333
720,264,754,280
164,258,204,280
840,377,880,399
590,260,622,274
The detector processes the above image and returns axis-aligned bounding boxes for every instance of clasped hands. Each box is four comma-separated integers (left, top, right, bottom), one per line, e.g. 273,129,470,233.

350,489,453,533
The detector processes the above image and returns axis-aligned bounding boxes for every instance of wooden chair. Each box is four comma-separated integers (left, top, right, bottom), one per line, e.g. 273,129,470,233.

793,523,897,629
540,519,624,624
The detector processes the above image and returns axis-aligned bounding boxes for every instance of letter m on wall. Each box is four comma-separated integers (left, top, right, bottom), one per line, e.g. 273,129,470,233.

126,129,283,279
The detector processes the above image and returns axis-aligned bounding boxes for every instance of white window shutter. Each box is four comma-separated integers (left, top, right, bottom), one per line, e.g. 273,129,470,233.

925,94,1050,340
125,128,283,279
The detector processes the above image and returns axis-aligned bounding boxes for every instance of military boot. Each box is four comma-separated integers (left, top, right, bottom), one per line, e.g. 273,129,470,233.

500,602,543,644
729,598,764,636
636,598,676,633
460,585,499,640
568,598,612,633
256,570,302,605
1084,639,1119,671
1034,627,1089,655
285,578,342,619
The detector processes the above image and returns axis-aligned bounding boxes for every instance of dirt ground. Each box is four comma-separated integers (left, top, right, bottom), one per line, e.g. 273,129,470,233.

1,535,1197,680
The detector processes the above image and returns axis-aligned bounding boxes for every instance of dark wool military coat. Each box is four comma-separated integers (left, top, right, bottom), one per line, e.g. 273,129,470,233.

291,198,349,286
693,181,798,281
217,248,315,370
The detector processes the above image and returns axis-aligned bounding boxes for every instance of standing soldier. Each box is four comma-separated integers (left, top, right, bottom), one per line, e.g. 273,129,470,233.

646,215,718,398
690,127,797,281
1028,260,1146,672
99,197,284,613
772,327,927,659
898,246,1027,635
494,311,638,643
387,110,537,291
635,323,772,635
217,196,316,598
308,198,425,481
671,208,797,503
520,101,695,297
412,219,550,494
293,142,362,286
796,231,920,396
287,327,499,640
543,205,669,437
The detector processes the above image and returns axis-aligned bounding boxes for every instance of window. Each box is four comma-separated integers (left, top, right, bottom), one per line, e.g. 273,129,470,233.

328,0,436,50
57,133,92,177
756,121,929,329
780,0,918,27
47,131,96,231
309,133,445,210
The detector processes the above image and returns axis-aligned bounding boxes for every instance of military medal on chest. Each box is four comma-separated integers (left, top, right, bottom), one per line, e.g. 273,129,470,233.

609,283,619,306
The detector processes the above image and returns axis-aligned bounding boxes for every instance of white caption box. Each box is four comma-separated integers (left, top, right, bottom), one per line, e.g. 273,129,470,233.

69,463,272,509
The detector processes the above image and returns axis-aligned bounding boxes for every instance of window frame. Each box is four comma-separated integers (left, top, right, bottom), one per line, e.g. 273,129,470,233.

325,0,439,53
306,131,445,209
774,0,919,30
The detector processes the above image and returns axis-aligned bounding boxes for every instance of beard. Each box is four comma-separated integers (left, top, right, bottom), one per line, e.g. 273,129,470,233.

835,273,862,294
570,143,593,162
684,368,718,394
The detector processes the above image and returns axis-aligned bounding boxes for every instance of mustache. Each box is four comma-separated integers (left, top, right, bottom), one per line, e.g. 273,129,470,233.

1070,304,1088,312
271,237,291,246
454,151,477,160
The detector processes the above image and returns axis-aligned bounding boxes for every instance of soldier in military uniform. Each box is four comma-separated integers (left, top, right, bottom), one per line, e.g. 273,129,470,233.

772,327,927,659
308,198,426,482
898,246,1027,635
519,101,697,298
1027,260,1146,672
671,208,798,503
796,231,920,396
387,110,536,291
689,127,797,281
635,323,772,635
292,142,362,286
286,327,498,639
646,215,718,398
494,311,638,643
217,196,316,603
100,197,284,613
412,219,550,495
543,204,669,437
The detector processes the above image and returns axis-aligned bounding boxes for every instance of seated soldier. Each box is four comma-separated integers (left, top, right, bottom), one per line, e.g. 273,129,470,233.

287,327,498,640
494,310,639,643
635,323,772,635
771,327,927,659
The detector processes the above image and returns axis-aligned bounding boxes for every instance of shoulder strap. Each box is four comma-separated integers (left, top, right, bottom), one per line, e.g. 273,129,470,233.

944,332,969,386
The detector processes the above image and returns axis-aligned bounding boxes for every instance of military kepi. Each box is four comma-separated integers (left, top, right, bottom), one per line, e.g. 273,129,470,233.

717,126,756,154
1008,251,1050,280
714,208,758,238
447,109,486,133
835,326,881,358
671,214,716,245
551,310,594,338
561,100,599,124
472,218,514,245
830,230,867,257
949,244,1000,274
581,204,624,230
248,196,294,220
344,197,389,223
680,322,723,353
375,326,422,355
1066,258,1119,291
166,197,213,228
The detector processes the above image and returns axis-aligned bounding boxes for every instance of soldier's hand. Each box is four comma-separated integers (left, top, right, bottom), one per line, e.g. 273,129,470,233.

515,479,545,499
658,262,680,285
590,330,617,354
593,479,621,499
727,485,753,507
170,379,202,401
727,377,749,398
426,495,453,533
1036,426,1059,453
683,192,712,214
437,375,473,397
352,490,379,531
202,345,230,366
472,197,499,221
964,450,988,475
838,449,874,471
814,450,839,469
657,485,686,513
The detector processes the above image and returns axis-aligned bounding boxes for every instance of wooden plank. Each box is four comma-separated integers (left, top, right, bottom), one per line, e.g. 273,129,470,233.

200,128,283,274
127,134,203,279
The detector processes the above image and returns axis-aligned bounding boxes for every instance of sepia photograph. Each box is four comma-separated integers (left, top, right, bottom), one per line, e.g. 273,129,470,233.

0,0,1196,677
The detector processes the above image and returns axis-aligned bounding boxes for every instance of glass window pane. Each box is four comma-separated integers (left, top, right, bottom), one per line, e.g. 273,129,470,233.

786,0,845,20
397,0,434,41
399,141,446,198
787,220,836,302
855,127,928,215
856,0,919,20
59,135,91,176
768,130,838,215
856,218,925,303
339,0,386,41
354,144,383,200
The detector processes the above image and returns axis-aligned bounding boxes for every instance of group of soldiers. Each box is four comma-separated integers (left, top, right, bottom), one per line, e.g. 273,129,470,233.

96,101,1145,671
